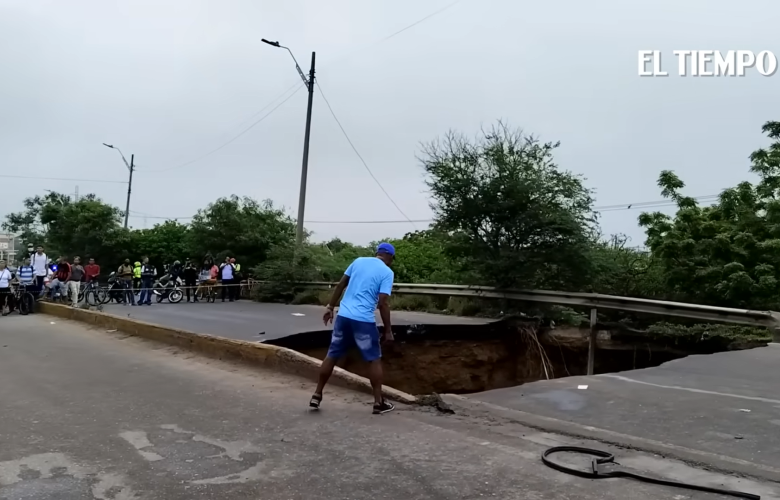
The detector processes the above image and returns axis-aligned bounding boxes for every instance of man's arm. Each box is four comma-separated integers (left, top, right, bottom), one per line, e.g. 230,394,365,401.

378,271,394,340
378,294,392,340
326,274,350,309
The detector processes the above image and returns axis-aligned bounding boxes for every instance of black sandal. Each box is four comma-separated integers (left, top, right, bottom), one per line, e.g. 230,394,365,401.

309,393,322,409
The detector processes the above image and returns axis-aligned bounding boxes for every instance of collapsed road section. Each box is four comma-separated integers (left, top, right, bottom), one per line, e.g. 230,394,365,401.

266,318,770,395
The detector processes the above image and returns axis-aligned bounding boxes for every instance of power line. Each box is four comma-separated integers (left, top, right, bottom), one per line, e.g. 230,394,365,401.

143,84,304,173
0,174,126,184
231,82,302,131
323,0,467,68
123,194,722,225
316,81,417,228
140,3,468,174
381,0,464,42
308,219,432,224
309,194,723,223
597,194,719,212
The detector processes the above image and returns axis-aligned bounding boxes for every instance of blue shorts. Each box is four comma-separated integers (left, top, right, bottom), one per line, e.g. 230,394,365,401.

326,316,381,362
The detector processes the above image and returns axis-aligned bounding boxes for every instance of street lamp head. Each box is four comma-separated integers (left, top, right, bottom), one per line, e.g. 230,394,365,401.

261,38,281,47
102,143,114,148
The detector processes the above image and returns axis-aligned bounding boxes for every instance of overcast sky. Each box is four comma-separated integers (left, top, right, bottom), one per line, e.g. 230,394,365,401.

1,0,779,247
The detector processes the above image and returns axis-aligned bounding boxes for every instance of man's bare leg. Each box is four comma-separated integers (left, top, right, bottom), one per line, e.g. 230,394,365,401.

314,356,338,396
367,360,384,405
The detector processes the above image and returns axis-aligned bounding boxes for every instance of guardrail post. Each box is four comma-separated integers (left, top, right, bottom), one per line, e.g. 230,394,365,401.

587,308,597,375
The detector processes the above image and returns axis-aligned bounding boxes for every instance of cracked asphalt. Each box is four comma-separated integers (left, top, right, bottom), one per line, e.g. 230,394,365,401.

1,314,777,499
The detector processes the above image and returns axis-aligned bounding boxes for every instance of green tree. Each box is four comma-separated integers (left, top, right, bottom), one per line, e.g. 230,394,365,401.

639,121,780,308
3,192,128,266
382,230,461,283
2,191,72,250
587,234,665,298
251,241,329,302
420,122,597,290
188,196,296,267
132,220,192,266
317,239,372,281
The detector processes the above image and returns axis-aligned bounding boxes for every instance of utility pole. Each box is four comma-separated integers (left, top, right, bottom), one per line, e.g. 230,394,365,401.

102,143,134,229
261,39,315,246
74,185,79,202
296,52,315,246
125,154,134,229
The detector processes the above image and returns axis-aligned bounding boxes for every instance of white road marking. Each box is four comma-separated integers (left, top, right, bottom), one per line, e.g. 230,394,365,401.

118,431,164,462
601,374,780,405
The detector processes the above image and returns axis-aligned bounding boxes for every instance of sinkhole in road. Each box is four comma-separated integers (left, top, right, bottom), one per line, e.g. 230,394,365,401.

265,319,767,396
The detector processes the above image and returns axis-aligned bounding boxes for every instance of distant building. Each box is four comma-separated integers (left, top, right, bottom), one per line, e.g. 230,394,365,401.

0,233,21,264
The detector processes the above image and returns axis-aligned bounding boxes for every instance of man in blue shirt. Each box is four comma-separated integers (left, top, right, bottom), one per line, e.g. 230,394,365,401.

311,242,396,414
16,257,35,287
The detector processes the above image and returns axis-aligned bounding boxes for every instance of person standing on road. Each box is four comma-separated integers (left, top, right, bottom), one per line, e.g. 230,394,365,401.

230,258,242,300
0,260,13,316
84,258,100,283
69,257,85,307
182,260,198,302
16,257,35,313
137,257,156,306
31,246,48,296
132,261,142,291
195,259,218,301
168,260,183,287
16,257,35,288
219,258,236,302
117,259,135,305
310,242,396,415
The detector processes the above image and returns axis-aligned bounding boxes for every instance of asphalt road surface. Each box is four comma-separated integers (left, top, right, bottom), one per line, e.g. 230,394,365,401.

102,300,492,341
3,314,777,499
469,345,780,477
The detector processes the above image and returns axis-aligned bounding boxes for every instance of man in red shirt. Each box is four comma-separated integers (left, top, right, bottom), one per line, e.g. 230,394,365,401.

49,256,71,301
84,258,101,282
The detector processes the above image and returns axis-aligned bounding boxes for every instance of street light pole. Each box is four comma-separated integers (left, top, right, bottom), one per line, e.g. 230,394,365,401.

103,143,134,229
296,52,315,246
125,154,134,229
261,39,315,246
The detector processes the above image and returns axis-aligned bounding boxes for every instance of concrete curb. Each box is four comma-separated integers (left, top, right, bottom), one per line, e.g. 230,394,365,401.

441,394,780,483
38,302,417,405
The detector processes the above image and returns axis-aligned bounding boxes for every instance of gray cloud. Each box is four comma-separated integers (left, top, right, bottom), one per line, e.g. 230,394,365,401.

2,0,779,246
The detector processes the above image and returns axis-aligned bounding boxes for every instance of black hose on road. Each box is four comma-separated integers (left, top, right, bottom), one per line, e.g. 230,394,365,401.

541,446,760,500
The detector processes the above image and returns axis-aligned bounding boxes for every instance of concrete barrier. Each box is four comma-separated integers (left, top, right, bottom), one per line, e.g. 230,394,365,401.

37,302,417,405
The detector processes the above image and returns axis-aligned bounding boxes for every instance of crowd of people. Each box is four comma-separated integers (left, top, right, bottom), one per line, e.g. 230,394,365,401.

3,239,402,415
111,255,243,306
0,245,244,315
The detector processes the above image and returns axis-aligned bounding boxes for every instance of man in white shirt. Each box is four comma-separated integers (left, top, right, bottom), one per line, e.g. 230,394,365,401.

219,258,236,302
0,260,13,316
30,245,48,296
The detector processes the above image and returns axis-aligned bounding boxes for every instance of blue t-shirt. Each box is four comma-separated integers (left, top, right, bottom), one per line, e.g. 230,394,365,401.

338,257,394,323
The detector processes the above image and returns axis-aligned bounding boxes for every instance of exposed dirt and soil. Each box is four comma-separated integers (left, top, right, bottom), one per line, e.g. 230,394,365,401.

266,319,770,395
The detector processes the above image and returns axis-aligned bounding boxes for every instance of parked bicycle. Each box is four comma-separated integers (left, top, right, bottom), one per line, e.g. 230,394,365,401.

13,283,36,315
78,278,110,306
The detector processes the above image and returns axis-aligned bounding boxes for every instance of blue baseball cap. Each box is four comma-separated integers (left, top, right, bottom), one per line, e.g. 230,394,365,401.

376,242,395,256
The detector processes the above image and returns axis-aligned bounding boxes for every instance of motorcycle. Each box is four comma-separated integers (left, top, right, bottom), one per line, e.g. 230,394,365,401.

153,272,184,303
105,271,127,303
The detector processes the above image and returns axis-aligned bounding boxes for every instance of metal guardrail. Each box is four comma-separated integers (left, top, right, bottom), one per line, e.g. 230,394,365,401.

290,281,780,330
251,279,780,375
